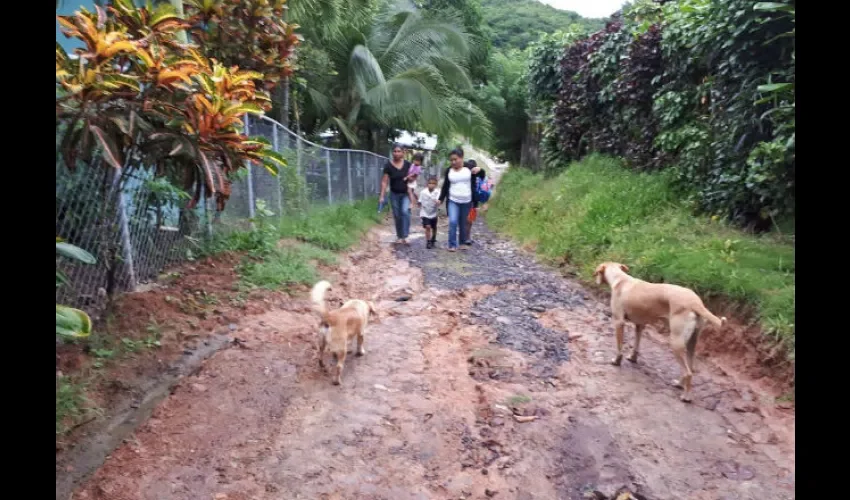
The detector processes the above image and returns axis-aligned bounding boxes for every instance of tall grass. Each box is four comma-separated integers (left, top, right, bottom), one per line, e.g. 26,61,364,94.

278,197,381,251
205,197,380,289
56,377,91,435
488,155,795,355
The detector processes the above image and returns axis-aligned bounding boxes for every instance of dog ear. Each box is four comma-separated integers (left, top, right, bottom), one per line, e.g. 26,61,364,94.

619,264,629,273
593,264,606,285
368,301,379,319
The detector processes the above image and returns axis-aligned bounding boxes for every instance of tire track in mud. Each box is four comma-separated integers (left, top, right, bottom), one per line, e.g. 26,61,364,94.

71,218,794,500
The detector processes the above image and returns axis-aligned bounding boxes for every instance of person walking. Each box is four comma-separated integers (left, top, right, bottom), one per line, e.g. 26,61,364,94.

379,144,412,245
438,148,482,252
462,159,486,245
419,175,440,249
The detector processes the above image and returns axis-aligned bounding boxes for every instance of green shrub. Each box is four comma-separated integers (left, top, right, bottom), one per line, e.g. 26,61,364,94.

56,377,90,435
545,0,795,226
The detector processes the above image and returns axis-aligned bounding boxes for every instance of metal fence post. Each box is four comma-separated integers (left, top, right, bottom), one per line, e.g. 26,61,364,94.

202,183,213,238
271,122,283,217
246,164,256,219
375,157,381,194
244,115,256,219
296,135,305,209
346,151,353,202
325,149,333,205
296,135,302,177
111,169,137,291
363,153,368,199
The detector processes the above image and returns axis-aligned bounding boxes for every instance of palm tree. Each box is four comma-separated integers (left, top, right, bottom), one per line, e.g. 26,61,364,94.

288,0,376,42
303,3,491,150
275,0,376,128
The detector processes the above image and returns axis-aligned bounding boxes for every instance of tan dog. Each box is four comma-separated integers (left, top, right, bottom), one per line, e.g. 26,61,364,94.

593,262,727,402
310,280,378,385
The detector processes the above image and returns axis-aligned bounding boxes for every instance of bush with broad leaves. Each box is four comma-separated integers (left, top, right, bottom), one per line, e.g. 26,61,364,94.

545,0,795,227
56,239,96,339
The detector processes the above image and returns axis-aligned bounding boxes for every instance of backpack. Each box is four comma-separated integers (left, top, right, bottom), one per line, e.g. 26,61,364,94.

476,176,492,202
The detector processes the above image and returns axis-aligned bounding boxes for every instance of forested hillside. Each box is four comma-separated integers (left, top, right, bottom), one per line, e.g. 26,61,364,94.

479,0,604,49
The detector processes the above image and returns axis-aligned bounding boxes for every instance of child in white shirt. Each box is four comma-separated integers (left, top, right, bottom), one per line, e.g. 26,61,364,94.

419,176,440,249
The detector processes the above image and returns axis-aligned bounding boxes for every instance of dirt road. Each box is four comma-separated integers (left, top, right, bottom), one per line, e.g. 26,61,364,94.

72,218,795,500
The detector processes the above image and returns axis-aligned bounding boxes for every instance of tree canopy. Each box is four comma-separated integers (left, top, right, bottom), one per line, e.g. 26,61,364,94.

299,3,492,150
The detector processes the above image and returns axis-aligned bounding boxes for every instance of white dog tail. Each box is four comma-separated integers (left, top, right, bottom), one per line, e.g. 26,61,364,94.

311,280,332,322
694,303,727,329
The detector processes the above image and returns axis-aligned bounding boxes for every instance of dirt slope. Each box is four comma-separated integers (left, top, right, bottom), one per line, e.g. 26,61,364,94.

71,219,795,500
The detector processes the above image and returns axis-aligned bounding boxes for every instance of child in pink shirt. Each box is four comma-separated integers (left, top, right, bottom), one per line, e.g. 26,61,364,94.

405,153,424,208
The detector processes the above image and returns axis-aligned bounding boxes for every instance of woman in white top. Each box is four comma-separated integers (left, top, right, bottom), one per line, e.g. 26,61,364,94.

438,148,484,251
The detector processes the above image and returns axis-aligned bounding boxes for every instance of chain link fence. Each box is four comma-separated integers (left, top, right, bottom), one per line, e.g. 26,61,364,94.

56,115,390,317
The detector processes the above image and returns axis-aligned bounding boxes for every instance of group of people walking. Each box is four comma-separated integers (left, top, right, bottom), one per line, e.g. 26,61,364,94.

379,145,491,251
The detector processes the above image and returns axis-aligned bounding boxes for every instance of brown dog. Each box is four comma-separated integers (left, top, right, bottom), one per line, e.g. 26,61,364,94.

310,280,378,385
593,262,727,402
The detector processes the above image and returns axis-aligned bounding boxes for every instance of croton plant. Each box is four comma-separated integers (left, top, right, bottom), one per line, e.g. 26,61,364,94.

184,0,301,91
55,0,299,211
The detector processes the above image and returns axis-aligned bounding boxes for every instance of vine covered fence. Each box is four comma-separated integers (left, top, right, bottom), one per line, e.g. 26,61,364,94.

56,115,390,316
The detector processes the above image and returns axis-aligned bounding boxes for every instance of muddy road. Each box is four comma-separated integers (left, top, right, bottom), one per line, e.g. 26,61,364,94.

71,217,795,500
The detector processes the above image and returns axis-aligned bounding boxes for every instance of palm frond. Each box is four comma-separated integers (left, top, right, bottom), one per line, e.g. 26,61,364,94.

317,115,360,146
349,44,386,99
367,74,441,129
430,56,473,92
307,88,334,117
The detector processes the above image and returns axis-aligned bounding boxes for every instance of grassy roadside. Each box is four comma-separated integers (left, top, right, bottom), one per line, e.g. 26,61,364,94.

207,197,381,289
487,155,795,358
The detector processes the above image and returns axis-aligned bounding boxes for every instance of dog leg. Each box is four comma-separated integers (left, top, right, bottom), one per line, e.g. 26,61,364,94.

334,351,346,385
627,324,645,363
356,331,366,356
680,322,702,403
317,334,326,369
670,314,697,402
670,340,687,391
611,320,625,366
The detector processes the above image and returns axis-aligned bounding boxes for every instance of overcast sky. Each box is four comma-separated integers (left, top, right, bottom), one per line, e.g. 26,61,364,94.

539,0,628,19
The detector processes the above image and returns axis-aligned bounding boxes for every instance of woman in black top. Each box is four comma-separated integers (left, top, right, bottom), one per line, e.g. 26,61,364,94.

379,144,412,244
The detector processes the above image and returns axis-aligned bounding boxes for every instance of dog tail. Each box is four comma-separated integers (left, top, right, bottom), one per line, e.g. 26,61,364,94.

694,303,727,329
311,280,332,322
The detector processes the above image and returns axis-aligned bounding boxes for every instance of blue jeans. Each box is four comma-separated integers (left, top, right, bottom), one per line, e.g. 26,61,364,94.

447,200,471,249
389,192,410,240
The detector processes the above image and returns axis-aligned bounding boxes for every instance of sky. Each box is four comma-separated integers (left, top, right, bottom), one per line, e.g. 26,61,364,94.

539,0,628,19
56,0,95,51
